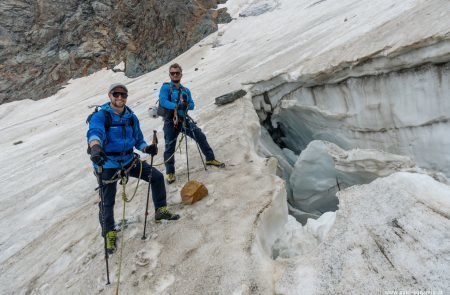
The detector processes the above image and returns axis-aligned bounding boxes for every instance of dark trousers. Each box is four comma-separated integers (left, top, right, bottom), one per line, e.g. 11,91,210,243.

163,118,215,174
97,159,166,235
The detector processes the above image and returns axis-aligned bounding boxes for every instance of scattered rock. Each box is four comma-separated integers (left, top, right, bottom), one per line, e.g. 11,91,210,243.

215,89,247,105
215,8,232,24
13,140,23,145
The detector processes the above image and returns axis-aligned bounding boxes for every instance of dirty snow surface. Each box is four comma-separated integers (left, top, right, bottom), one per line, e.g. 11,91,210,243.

0,0,449,294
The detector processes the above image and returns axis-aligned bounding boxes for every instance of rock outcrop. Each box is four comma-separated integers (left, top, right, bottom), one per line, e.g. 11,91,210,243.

0,0,230,104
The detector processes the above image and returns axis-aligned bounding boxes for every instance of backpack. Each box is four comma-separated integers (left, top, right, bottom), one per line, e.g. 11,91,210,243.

155,83,185,118
86,105,135,154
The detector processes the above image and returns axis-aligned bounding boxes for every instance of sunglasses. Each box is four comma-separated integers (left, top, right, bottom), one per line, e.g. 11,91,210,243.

112,92,128,99
169,71,181,76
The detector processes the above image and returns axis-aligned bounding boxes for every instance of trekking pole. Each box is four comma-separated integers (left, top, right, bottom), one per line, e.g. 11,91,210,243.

96,166,110,285
186,114,207,171
183,119,190,181
142,130,158,240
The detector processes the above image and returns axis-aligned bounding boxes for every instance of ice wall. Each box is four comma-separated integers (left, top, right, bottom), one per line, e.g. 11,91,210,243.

255,62,450,177
254,33,450,219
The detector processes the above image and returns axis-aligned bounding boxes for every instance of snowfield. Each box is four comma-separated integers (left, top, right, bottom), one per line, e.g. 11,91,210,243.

0,0,449,294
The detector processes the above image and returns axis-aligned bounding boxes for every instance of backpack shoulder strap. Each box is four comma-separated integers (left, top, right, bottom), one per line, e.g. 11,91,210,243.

101,110,112,131
86,106,113,134
163,82,176,102
124,106,135,127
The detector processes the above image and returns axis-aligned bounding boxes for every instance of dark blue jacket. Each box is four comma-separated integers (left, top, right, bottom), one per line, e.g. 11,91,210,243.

87,102,148,168
159,82,195,118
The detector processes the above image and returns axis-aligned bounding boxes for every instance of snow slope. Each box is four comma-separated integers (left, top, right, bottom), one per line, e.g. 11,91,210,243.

0,0,449,294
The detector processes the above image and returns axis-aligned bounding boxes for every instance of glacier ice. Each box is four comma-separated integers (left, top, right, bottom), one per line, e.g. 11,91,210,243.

289,140,415,222
256,63,450,177
273,172,450,294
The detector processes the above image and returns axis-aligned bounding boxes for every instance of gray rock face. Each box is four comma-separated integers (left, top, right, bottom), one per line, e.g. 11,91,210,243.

0,0,231,104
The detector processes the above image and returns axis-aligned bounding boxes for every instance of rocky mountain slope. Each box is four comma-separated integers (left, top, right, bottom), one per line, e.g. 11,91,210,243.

0,0,230,104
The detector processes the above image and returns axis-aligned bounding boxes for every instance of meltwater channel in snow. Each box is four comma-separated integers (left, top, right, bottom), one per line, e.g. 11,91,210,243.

0,0,449,294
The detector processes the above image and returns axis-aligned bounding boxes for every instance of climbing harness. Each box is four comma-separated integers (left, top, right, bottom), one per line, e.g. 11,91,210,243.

98,155,141,186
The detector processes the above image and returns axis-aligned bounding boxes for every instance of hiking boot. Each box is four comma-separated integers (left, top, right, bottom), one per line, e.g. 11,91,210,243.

106,230,117,254
206,159,225,168
166,173,176,184
155,206,180,223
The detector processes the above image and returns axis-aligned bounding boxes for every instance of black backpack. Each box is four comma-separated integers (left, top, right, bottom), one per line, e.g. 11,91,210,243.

86,105,135,154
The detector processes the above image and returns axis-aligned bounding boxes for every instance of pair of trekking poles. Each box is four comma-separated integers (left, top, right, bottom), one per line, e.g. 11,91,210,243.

95,131,157,286
173,104,208,181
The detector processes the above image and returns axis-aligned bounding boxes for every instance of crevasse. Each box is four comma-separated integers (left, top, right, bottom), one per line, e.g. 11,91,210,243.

253,40,450,221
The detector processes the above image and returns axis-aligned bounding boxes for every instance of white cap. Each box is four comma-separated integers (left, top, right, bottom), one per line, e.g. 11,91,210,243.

108,83,128,93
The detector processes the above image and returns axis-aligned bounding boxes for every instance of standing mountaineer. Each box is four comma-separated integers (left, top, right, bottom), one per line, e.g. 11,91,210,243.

87,83,180,253
159,63,225,184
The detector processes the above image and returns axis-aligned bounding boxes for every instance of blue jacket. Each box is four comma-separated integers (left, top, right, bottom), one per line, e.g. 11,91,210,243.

159,82,195,118
87,102,148,168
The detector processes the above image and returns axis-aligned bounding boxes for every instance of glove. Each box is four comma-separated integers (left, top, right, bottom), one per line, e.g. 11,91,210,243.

90,144,107,166
144,144,158,156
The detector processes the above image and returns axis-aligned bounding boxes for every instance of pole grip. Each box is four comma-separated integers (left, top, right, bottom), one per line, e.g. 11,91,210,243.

152,130,158,145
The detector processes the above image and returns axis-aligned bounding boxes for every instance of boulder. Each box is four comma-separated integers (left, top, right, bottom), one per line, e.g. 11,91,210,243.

180,180,208,205
215,89,247,105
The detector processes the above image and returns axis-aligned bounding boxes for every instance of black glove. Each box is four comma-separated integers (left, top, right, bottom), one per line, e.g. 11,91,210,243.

90,144,107,166
144,144,158,156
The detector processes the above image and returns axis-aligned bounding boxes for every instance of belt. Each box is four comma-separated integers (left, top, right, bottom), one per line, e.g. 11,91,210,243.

105,149,133,156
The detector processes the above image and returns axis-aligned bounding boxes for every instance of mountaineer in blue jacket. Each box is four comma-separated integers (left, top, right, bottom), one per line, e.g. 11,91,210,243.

87,83,179,253
159,63,225,184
